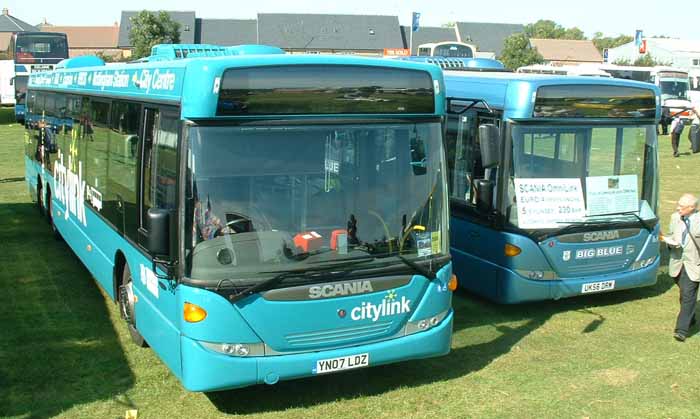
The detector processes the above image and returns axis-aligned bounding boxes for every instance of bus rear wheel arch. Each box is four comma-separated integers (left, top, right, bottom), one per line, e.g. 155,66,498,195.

118,262,148,347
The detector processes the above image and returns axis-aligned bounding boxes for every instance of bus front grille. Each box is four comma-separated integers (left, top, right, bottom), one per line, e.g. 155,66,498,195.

563,260,629,276
285,321,394,348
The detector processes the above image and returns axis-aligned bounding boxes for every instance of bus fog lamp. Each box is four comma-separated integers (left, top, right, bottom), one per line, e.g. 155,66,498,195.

430,316,439,326
418,320,429,330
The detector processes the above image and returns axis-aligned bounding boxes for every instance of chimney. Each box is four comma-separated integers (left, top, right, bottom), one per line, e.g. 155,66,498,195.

2,8,9,16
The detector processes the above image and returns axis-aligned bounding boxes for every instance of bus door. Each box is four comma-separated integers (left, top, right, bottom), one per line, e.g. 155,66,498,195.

445,108,506,294
134,106,182,375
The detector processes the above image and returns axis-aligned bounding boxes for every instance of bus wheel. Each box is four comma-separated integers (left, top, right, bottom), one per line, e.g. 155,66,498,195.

118,263,147,347
46,190,61,240
36,180,44,216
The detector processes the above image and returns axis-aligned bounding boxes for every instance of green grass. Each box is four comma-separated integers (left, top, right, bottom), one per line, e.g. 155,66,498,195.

1,107,700,418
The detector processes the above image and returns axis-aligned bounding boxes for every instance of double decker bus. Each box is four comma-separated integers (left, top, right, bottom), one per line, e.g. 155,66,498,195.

4,32,68,121
408,57,661,303
24,44,455,391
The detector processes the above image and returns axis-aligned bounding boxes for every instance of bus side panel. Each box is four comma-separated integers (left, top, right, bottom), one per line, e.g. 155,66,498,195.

39,165,182,379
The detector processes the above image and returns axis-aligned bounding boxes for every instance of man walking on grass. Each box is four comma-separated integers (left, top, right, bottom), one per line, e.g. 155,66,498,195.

662,194,700,341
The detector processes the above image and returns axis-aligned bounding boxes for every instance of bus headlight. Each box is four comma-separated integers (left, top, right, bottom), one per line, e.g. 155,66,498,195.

200,341,265,357
404,309,450,336
629,256,656,271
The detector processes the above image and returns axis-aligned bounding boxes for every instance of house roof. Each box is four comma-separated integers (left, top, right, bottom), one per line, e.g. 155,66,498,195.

40,25,119,48
118,10,196,47
196,19,257,45
530,38,602,63
399,26,459,54
0,9,38,32
455,21,524,56
257,13,403,51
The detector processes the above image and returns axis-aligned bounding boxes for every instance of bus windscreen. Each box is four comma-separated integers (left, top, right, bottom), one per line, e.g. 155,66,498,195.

534,85,656,119
15,34,68,61
216,65,435,116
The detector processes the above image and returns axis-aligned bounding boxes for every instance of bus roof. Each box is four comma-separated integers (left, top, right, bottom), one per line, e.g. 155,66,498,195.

28,46,446,119
444,70,661,120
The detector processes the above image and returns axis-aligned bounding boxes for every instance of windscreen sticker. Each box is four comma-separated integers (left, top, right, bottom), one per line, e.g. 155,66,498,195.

416,232,432,257
431,231,441,255
514,178,585,229
585,175,639,216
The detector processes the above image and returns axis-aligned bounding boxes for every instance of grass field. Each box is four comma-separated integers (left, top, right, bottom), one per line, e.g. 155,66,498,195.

1,107,700,419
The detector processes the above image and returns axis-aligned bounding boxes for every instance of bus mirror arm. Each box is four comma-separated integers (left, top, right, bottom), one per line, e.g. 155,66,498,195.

478,124,500,168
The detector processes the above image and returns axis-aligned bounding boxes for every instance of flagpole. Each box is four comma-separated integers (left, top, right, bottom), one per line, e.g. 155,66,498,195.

409,12,413,55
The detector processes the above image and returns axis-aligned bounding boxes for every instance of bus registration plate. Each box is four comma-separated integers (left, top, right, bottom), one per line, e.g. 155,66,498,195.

581,280,615,294
315,353,369,374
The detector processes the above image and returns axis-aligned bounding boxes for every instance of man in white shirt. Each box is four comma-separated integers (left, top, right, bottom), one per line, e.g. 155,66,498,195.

663,193,700,341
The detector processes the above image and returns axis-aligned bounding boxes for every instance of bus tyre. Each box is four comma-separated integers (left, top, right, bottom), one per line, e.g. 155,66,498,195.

36,181,44,216
118,264,147,347
46,189,61,240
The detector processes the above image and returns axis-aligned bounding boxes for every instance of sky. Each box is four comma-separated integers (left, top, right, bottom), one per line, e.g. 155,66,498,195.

4,0,700,40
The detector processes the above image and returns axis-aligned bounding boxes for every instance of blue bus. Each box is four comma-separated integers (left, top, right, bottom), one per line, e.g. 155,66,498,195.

24,44,456,391
412,58,660,303
5,31,68,122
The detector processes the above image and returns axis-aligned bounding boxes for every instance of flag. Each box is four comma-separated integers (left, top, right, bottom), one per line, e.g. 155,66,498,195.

412,12,421,32
634,30,643,47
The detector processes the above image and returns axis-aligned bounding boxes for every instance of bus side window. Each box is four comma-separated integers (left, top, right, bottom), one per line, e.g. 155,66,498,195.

140,108,159,231
152,115,179,210
445,114,478,205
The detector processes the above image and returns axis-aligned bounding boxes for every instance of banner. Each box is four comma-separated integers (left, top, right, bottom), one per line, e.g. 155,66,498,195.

412,12,421,32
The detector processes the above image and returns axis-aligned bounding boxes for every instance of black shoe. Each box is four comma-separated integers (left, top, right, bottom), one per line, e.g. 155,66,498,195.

674,152,680,157
674,332,686,342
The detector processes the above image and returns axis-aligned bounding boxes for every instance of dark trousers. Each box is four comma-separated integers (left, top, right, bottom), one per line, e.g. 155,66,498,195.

671,132,681,155
675,268,699,336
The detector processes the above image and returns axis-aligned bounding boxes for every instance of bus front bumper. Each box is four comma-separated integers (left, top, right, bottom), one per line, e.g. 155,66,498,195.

179,309,453,392
498,258,660,304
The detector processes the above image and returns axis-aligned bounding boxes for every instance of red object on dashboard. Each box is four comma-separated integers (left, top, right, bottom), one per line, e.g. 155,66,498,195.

330,229,348,250
294,231,322,253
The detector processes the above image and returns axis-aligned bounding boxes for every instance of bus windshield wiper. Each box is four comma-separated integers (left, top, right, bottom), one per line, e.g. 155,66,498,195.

539,221,612,241
588,211,655,233
227,257,377,303
374,252,437,280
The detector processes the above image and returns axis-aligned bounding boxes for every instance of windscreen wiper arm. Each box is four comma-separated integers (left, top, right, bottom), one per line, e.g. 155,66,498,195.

227,257,376,304
396,255,437,280
591,211,656,233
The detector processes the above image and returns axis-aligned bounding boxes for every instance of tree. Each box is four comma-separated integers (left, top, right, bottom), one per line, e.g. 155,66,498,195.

633,53,670,67
592,33,633,53
498,33,544,70
524,20,586,40
128,10,181,59
612,54,670,67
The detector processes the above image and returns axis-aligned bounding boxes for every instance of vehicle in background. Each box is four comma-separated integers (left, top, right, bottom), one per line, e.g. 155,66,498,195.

689,69,700,108
24,44,455,391
585,64,692,131
517,64,612,77
417,42,476,58
3,32,68,122
0,60,15,105
407,57,661,303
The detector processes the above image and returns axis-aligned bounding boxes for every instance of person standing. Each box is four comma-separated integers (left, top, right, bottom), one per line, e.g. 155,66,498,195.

670,116,686,157
663,193,700,341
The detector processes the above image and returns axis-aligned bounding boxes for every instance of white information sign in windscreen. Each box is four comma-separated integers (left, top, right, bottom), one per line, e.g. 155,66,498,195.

585,175,639,216
514,178,586,229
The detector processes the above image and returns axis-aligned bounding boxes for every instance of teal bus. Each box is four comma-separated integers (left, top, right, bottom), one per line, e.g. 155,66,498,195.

24,44,456,391
405,57,661,303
